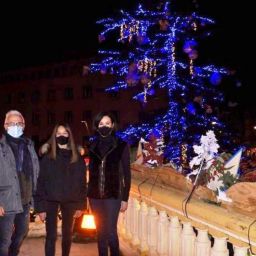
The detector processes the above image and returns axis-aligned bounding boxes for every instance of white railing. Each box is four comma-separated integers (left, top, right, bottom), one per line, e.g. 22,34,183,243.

118,177,255,256
118,197,250,256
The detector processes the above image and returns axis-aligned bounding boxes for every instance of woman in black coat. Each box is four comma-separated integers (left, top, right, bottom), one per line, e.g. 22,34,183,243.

87,112,131,256
34,123,86,256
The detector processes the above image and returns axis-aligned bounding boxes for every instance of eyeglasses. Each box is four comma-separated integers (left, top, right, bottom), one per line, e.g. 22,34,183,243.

5,122,25,127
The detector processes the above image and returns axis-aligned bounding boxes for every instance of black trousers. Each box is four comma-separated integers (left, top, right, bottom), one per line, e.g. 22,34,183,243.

45,201,75,256
89,198,121,256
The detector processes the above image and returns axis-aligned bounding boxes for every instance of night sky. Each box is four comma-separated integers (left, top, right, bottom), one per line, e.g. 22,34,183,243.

0,1,252,105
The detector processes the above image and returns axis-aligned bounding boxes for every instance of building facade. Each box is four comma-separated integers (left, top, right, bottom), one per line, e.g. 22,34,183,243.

0,59,168,150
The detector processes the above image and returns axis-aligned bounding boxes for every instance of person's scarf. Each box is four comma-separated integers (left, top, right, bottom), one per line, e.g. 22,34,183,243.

6,133,33,180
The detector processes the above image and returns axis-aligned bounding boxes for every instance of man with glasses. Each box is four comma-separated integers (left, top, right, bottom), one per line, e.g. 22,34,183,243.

0,110,39,256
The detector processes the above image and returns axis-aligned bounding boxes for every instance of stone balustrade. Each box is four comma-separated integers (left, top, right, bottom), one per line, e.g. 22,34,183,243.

118,172,256,256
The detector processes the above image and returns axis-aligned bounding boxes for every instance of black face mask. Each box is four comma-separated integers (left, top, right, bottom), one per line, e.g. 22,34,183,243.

56,136,69,145
98,126,112,137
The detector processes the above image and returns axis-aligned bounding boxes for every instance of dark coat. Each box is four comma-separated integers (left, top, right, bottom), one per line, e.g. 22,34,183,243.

87,137,131,201
34,150,87,213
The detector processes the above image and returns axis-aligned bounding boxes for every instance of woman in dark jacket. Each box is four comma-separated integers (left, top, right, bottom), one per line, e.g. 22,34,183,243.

34,123,86,256
87,112,131,256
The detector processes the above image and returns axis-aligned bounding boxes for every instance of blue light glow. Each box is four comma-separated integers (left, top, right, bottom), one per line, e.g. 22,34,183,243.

90,1,229,165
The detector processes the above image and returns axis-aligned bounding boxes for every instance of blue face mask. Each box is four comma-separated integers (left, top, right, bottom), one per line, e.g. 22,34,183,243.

7,125,24,138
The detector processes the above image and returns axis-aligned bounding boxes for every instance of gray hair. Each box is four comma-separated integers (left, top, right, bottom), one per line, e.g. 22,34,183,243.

4,110,25,125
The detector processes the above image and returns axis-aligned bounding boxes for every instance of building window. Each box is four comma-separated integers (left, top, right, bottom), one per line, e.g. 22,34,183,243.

64,87,74,100
82,85,93,98
4,93,12,104
18,92,26,104
47,111,56,125
82,110,92,121
47,89,56,101
32,113,40,126
31,90,41,103
64,111,73,124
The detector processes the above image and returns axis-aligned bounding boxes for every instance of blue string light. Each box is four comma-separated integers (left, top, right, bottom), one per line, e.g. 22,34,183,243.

90,1,230,165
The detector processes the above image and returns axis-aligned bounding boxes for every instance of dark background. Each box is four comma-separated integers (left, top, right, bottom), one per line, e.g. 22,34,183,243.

0,1,252,105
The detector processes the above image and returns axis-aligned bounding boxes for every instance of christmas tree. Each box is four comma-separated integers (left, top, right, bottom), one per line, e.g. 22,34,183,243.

91,1,229,166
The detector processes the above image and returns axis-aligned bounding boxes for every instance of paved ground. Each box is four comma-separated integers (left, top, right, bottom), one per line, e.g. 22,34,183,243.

22,219,138,255
20,237,138,255
20,238,97,256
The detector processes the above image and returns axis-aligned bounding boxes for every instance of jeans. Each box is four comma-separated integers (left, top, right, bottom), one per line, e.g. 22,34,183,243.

45,201,75,256
0,204,30,256
89,198,121,256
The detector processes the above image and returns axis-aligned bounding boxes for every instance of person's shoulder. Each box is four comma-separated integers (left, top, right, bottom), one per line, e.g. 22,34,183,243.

40,151,52,161
23,137,35,146
115,135,126,143
116,136,128,148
